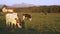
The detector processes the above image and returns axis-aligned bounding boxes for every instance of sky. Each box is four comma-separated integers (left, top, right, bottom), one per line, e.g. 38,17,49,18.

0,0,60,6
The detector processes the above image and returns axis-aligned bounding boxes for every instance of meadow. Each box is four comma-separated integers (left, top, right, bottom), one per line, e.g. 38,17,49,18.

0,12,60,34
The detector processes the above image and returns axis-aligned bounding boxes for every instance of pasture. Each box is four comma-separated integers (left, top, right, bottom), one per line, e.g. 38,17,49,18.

0,12,60,34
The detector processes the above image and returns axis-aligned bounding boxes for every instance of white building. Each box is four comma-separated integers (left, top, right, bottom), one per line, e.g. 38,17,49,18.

2,6,14,12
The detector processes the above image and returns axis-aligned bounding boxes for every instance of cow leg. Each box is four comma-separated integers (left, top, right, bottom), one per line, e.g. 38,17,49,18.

23,16,25,20
14,23,16,28
10,22,14,28
6,20,10,27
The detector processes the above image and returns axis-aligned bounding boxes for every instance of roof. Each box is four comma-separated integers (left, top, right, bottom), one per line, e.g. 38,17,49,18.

4,6,14,9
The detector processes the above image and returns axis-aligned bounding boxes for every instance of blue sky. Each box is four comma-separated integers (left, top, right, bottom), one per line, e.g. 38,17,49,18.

0,0,60,5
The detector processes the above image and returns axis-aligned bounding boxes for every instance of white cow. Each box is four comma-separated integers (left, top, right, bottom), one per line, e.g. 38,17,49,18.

6,13,22,28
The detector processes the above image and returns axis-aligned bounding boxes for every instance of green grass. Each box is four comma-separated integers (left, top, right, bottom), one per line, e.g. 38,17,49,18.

0,12,60,34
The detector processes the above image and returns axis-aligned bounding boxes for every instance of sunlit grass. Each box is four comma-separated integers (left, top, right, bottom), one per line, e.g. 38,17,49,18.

0,12,60,34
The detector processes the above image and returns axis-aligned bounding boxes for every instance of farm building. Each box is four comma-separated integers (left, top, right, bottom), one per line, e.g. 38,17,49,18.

2,5,14,12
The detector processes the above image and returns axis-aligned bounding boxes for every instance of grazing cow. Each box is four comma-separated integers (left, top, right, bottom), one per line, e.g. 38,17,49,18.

22,14,32,21
6,13,22,28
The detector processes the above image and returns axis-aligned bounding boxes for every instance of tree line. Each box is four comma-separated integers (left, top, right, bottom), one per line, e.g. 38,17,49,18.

14,5,60,13
0,5,60,13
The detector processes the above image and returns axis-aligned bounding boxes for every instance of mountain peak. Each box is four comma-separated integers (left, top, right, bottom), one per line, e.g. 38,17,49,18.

12,3,35,8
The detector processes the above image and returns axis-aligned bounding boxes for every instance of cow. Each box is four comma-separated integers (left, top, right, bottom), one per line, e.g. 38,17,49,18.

22,14,32,21
6,13,22,28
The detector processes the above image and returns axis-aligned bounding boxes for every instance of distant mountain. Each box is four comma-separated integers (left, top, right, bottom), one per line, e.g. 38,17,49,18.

0,3,36,9
11,3,36,8
0,3,60,8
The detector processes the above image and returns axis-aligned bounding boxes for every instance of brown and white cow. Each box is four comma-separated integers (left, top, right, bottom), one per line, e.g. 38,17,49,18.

22,14,32,21
6,13,22,28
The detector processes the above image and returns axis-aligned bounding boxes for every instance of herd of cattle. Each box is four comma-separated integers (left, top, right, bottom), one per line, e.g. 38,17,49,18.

5,12,32,29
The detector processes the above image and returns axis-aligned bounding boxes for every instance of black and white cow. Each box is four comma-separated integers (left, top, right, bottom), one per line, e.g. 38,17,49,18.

22,14,32,21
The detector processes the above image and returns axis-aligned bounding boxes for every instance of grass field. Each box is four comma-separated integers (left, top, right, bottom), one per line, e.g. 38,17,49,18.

0,12,60,34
